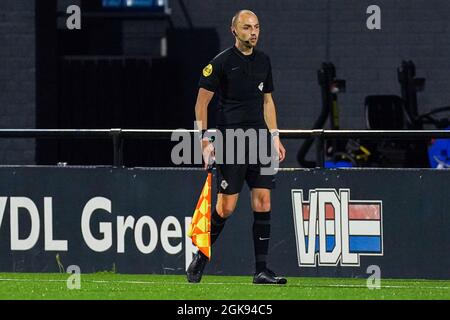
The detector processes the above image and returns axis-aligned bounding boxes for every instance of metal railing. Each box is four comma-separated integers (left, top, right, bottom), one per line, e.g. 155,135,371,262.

1,129,449,167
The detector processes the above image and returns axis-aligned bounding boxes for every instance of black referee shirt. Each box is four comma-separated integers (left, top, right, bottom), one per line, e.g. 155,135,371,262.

198,46,274,129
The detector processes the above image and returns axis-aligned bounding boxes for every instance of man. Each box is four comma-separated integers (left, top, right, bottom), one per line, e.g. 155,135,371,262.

187,10,287,285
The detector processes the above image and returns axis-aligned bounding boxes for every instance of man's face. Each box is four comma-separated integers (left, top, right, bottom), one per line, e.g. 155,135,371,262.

235,13,260,47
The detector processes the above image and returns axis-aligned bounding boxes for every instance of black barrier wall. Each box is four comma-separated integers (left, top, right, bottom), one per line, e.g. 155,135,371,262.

0,167,449,280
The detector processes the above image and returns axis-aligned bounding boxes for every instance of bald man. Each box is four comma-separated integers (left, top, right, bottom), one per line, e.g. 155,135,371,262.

188,10,287,285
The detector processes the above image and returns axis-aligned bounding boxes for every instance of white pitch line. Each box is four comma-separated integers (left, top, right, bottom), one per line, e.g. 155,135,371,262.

0,278,253,286
317,283,450,290
0,278,449,290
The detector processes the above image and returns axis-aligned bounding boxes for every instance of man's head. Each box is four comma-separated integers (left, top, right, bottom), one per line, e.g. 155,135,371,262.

231,10,260,48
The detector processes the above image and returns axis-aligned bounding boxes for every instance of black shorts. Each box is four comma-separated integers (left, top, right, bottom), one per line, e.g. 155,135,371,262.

216,163,276,194
214,127,277,194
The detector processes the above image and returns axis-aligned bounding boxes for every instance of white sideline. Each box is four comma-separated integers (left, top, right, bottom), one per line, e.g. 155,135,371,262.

0,278,449,290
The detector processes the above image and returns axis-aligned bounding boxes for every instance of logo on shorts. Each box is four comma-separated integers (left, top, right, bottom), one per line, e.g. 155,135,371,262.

258,82,264,92
220,180,228,190
203,64,213,77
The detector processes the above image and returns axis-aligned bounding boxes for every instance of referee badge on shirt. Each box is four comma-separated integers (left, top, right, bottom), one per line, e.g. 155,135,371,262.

203,64,213,77
258,82,264,92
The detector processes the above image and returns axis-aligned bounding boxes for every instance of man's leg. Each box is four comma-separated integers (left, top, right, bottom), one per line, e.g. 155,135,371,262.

250,187,287,284
211,193,239,244
187,164,245,283
251,188,271,272
186,193,238,283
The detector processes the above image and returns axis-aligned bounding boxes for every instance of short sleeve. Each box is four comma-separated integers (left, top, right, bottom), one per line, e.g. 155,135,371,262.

198,59,222,92
263,57,274,93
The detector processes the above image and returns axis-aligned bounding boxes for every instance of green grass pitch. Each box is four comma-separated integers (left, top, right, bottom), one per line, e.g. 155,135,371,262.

0,273,449,300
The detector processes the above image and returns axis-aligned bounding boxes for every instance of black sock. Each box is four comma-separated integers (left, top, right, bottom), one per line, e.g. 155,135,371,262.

253,211,271,273
210,208,227,245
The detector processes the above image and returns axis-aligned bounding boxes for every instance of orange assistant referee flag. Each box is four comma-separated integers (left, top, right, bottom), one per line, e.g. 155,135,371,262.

187,172,211,259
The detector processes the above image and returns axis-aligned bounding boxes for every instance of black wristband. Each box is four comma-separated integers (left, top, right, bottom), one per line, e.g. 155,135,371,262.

199,129,215,143
197,129,206,140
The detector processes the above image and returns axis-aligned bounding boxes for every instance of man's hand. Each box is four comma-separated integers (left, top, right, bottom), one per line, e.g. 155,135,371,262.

201,138,215,170
273,136,286,163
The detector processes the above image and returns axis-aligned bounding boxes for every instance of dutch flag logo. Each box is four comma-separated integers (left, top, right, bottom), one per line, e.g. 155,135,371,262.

292,189,383,267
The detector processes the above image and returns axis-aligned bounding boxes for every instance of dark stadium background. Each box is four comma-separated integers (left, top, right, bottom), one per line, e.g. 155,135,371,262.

2,0,450,167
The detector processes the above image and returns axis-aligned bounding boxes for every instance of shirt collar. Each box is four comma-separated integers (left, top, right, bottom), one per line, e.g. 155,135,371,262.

232,45,256,61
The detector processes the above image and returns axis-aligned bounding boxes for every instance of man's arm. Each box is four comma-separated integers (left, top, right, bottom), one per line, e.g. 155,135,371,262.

195,88,215,131
263,93,286,162
195,88,215,169
263,93,279,131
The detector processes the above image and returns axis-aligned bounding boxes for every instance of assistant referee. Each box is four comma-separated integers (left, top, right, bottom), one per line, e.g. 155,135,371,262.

187,9,287,285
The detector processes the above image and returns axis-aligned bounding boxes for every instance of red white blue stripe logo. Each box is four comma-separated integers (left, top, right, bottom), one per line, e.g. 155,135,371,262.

291,189,383,267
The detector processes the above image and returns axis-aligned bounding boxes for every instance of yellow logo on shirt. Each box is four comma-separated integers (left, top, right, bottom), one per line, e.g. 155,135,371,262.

203,64,213,77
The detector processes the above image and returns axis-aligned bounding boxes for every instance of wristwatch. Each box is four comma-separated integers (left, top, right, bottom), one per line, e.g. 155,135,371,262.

270,130,280,138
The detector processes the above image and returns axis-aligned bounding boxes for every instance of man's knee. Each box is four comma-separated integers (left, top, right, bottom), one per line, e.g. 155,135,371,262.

216,203,235,218
253,195,271,212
